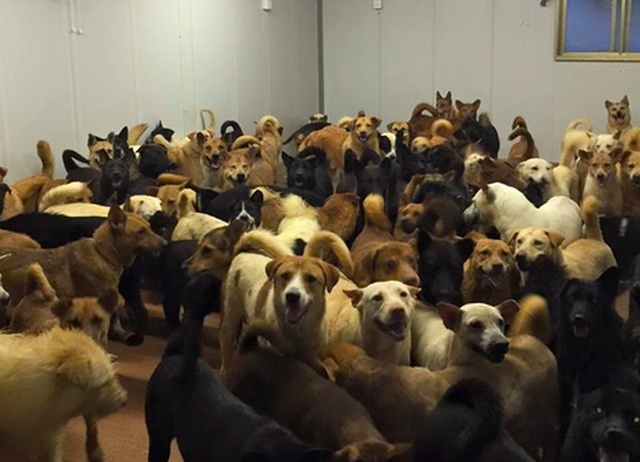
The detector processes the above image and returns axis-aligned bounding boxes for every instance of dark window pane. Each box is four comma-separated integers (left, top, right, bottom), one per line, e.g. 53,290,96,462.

628,0,640,52
565,0,615,52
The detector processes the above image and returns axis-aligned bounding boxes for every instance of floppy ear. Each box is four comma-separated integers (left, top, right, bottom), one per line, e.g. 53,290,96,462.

578,149,593,163
544,229,565,248
107,203,126,231
318,260,340,293
57,356,96,389
343,289,363,307
437,303,462,330
623,95,630,105
507,230,520,250
98,290,121,315
265,258,285,280
196,131,207,147
370,116,381,128
496,299,520,324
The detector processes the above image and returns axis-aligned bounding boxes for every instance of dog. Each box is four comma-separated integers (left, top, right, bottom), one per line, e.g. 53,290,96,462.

150,181,188,217
220,145,273,190
341,110,382,161
298,125,350,184
462,237,519,305
323,295,557,460
225,323,412,462
467,182,583,247
0,213,104,249
408,102,439,138
199,134,227,189
517,158,579,203
393,200,423,240
219,120,244,150
455,99,482,121
137,143,175,180
466,153,526,190
510,197,616,281
38,181,92,212
415,379,535,462
0,229,40,249
342,280,419,365
562,385,640,462
186,220,248,280
386,121,410,144
0,327,126,462
455,114,500,158
508,117,539,163
254,115,283,167
171,189,226,241
10,140,55,212
350,194,419,287
282,147,333,199
579,148,624,215
220,242,339,377
123,195,162,221
606,95,632,138
317,193,361,242
620,131,640,214
436,91,456,119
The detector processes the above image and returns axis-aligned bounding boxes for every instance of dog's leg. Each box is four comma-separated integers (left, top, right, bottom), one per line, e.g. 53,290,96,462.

45,429,66,462
84,415,105,462
219,296,245,381
117,262,148,346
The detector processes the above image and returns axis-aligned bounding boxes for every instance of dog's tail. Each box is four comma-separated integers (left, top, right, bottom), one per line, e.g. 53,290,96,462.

127,123,149,145
37,140,55,178
153,134,173,149
257,115,281,134
238,319,292,356
25,262,57,301
279,194,317,220
38,181,88,212
176,189,197,220
431,119,454,139
221,120,243,136
478,113,492,127
298,145,328,163
200,109,216,132
511,115,528,130
62,150,89,173
231,135,261,151
304,231,355,279
363,194,392,233
625,127,640,152
565,117,593,133
582,195,603,241
234,229,294,258
411,102,439,119
508,128,536,160
508,294,551,343
157,173,191,185
420,197,462,238
559,130,593,168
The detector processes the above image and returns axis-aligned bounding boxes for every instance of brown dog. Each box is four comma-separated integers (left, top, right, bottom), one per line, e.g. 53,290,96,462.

455,99,481,121
10,140,55,213
220,145,274,190
620,128,640,214
0,230,40,249
186,220,248,279
317,193,360,242
299,125,349,183
579,148,623,215
606,95,632,139
508,116,539,163
462,238,520,305
435,91,456,119
351,195,419,287
226,323,412,462
342,110,382,161
408,102,439,138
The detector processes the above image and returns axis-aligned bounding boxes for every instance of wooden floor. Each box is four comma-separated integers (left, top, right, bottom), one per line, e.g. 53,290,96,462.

64,302,221,462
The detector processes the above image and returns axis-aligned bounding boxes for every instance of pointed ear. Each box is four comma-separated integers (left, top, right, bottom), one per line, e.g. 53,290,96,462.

606,100,613,109
87,134,97,148
455,100,463,110
408,286,421,298
118,126,128,142
544,229,565,248
472,99,481,109
250,189,264,205
611,147,624,163
370,116,381,128
507,230,519,250
196,131,207,147
437,303,462,330
497,299,520,324
614,130,623,141
386,122,394,132
186,131,196,141
247,146,261,162
226,219,249,245
107,204,126,231
455,238,475,261
578,149,593,163
357,110,366,118
436,91,443,99
282,152,294,168
343,289,362,307
318,260,340,292
446,91,452,100
623,95,630,105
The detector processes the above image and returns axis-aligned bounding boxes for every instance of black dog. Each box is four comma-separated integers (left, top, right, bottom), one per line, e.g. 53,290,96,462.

415,379,534,462
0,213,104,248
229,190,263,230
220,120,244,151
424,143,465,181
145,120,175,145
562,385,640,462
601,216,640,284
145,295,332,462
417,229,474,305
454,116,500,158
282,147,333,199
138,144,175,180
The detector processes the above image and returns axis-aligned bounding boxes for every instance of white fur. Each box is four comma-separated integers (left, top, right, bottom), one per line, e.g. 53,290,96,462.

127,195,162,220
171,213,227,241
44,203,111,218
517,159,578,202
471,182,583,247
276,194,320,250
282,273,313,312
39,182,91,212
593,133,622,155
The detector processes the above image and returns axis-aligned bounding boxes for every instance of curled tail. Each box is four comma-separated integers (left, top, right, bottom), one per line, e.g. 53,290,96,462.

363,194,392,233
508,294,551,343
234,229,294,258
157,173,191,185
298,146,328,163
153,134,173,149
221,120,243,136
411,102,439,119
304,231,355,278
127,123,149,145
36,140,55,178
25,262,57,301
231,135,261,150
566,117,593,133
560,130,593,168
62,149,89,173
511,116,528,130
431,119,454,139
582,196,603,241
200,109,216,131
176,189,197,219
508,128,536,160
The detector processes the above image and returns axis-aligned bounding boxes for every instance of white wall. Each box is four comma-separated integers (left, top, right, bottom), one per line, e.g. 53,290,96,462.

323,0,640,160
0,0,319,181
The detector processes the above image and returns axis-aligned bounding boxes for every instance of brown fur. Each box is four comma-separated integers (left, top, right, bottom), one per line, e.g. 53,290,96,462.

606,95,632,139
155,130,223,185
0,230,40,249
435,91,456,119
462,239,520,305
620,129,640,214
455,99,481,121
0,168,24,221
148,182,188,217
318,193,360,241
11,140,55,212
127,123,149,145
579,148,623,215
254,115,283,169
508,120,539,164
342,111,382,162
408,103,439,138
466,154,526,190
220,145,273,190
393,199,423,241
351,195,419,287
187,220,248,279
386,121,410,144
299,125,350,179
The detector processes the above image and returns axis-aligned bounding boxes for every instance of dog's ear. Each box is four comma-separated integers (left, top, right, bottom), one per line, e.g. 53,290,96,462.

250,189,264,205
107,203,127,231
387,443,413,458
186,131,196,141
98,290,122,315
247,145,261,163
472,99,481,110
610,147,624,163
496,299,520,325
416,229,432,253
122,197,134,213
507,230,519,250
343,289,362,307
437,302,462,330
455,238,475,261
544,229,565,249
282,152,294,168
386,122,394,132
118,126,128,143
605,100,613,109
408,286,421,298
455,100,463,110
370,116,381,128
436,90,443,99
318,260,340,293
334,444,360,462
265,257,286,280
597,266,619,300
445,91,452,100
226,219,249,245
51,298,72,318
146,186,159,197
613,130,623,141
622,150,634,164
577,149,593,163
356,110,366,118
623,95,630,106
87,134,97,148
25,263,57,301
196,131,208,147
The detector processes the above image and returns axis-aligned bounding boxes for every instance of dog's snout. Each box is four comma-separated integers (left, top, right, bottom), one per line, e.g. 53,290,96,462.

285,291,301,305
572,315,586,327
390,308,406,320
494,341,509,356
491,263,503,272
606,428,624,443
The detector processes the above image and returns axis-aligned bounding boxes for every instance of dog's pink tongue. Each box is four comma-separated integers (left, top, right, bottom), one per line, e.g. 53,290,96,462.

600,451,630,462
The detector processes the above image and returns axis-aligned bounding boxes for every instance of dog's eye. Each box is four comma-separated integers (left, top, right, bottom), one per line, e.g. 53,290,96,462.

516,239,523,245
480,250,490,257
167,199,176,205
500,250,510,257
400,291,407,298
469,321,484,330
372,294,383,302
305,274,317,284
201,246,212,256
594,406,604,415
69,319,81,329
280,272,292,282
630,164,636,169
533,240,543,247
137,229,146,237
633,416,640,425
604,163,611,168
532,166,538,171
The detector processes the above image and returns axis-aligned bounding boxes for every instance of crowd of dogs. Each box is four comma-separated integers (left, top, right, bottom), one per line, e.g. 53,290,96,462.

1,94,640,461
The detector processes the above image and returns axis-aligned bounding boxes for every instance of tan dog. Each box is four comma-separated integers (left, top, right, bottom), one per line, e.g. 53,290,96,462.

151,181,188,217
464,151,526,190
462,238,519,305
435,90,456,119
0,327,127,462
254,115,283,167
579,148,623,215
342,110,382,161
186,220,248,279
11,140,55,212
507,117,539,163
199,136,227,189
171,189,226,241
299,125,349,183
317,192,360,241
220,248,339,378
326,295,557,461
510,197,616,281
38,181,92,212
0,230,40,249
393,200,424,240
220,145,273,190
0,167,24,221
517,158,579,202
155,130,221,185
343,280,419,365
351,194,420,287
620,128,640,213
455,99,481,121
559,121,596,195
408,102,439,138
386,121,410,144
606,95,632,139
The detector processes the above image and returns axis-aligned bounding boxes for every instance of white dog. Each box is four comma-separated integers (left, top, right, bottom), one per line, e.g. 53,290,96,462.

0,327,126,461
468,182,583,247
517,158,579,202
126,195,163,221
171,189,226,241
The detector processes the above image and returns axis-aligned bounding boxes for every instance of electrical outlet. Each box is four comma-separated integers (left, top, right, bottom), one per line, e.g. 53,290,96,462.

262,0,272,11
373,0,383,10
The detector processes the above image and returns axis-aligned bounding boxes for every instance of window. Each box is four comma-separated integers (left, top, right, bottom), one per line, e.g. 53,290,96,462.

556,0,640,61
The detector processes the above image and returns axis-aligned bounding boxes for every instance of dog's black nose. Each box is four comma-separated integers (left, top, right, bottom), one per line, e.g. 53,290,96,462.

572,315,586,327
515,254,529,270
491,263,504,273
390,308,406,321
239,215,249,222
494,341,509,355
606,428,624,443
286,291,300,305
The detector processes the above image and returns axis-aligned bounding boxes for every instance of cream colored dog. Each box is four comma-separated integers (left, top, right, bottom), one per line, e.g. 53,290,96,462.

124,195,162,221
509,197,616,281
171,189,226,241
343,281,419,365
517,158,579,202
0,327,127,462
38,181,93,212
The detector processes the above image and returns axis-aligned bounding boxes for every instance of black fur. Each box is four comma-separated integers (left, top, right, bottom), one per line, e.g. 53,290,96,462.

395,130,428,183
145,120,175,145
424,144,465,181
62,149,91,173
229,190,263,230
417,229,474,305
600,216,640,282
138,144,175,180
0,213,104,248
286,146,333,199
220,120,244,150
415,379,534,462
454,117,500,158
282,122,331,145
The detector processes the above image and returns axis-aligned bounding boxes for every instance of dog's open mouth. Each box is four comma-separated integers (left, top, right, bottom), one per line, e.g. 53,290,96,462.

206,155,221,170
285,305,309,325
374,318,407,341
572,323,590,338
614,117,627,127
597,176,608,187
357,133,370,143
599,448,630,462
631,176,640,187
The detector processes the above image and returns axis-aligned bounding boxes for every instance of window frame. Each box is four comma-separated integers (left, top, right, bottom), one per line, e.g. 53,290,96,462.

555,0,640,62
